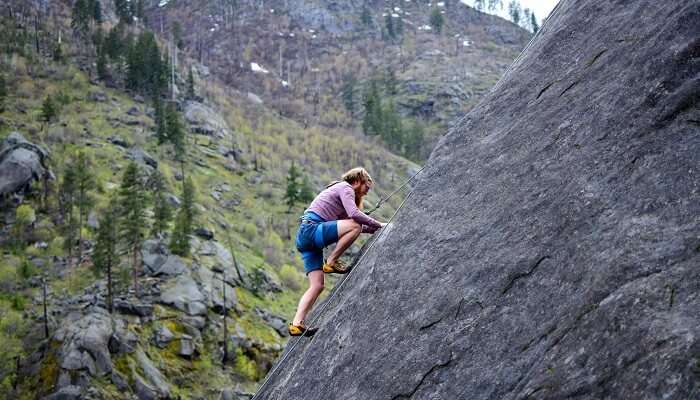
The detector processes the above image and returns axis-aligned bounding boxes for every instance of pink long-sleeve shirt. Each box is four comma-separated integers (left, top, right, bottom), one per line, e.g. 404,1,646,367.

306,181,382,233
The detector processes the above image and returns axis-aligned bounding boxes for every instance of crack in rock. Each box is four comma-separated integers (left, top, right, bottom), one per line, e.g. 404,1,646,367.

501,256,550,295
391,353,454,400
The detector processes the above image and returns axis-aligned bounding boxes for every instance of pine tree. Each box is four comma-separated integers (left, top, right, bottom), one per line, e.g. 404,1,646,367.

284,162,301,212
384,68,398,96
0,73,6,113
360,6,372,27
169,177,195,256
127,31,166,96
41,95,58,123
92,0,103,23
530,11,540,33
187,67,195,99
487,0,503,11
362,80,383,136
381,100,403,152
134,0,145,21
154,96,167,144
74,152,95,266
341,74,356,116
97,46,108,80
71,0,91,37
298,174,315,205
404,119,425,161
508,0,522,25
149,169,172,237
384,14,395,40
430,8,445,34
166,103,186,162
114,0,132,24
118,162,149,297
61,165,78,268
93,197,118,313
104,25,125,60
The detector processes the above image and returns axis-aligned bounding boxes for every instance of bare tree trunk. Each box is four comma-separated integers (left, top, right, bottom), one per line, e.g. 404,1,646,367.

42,275,49,338
221,271,228,367
107,256,113,313
132,247,139,298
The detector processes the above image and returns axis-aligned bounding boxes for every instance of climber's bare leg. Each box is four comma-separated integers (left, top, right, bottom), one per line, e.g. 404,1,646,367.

293,270,324,326
327,219,361,265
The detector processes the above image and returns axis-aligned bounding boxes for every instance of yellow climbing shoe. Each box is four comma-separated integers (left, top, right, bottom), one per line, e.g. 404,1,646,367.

288,322,317,337
322,259,351,274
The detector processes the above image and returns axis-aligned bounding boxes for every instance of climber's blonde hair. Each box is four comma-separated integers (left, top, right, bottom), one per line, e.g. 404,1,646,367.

341,167,373,185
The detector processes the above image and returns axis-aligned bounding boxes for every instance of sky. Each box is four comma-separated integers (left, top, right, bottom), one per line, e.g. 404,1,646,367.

460,0,560,23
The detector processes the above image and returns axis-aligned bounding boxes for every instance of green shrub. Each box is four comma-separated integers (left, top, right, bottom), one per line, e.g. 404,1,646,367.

233,348,258,381
278,264,302,291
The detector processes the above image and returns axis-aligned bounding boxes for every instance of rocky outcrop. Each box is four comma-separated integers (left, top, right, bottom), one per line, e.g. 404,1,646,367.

159,274,207,316
0,132,51,197
184,101,236,142
142,239,188,277
254,1,700,399
51,309,114,390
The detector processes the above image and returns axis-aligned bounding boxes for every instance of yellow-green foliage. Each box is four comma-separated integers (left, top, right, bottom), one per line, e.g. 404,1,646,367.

278,264,303,291
0,298,29,357
233,348,258,381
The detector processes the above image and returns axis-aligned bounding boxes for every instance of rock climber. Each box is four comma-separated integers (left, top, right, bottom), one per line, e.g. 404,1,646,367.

288,167,385,337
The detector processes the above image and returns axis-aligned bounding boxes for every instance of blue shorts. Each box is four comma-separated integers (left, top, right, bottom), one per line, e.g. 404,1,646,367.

295,211,339,274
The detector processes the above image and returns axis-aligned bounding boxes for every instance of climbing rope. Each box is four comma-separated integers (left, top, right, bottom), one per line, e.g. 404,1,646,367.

366,164,427,215
251,178,421,399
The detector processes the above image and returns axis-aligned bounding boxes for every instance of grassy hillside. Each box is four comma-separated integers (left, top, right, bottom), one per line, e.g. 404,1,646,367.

0,3,418,398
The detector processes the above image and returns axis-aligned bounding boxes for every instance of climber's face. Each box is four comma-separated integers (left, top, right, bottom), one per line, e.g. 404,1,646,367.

352,180,371,197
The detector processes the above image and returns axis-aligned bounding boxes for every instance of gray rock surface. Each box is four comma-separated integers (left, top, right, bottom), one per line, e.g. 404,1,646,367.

159,274,207,316
127,147,157,169
195,266,238,313
142,240,187,277
134,349,170,398
43,385,83,400
0,132,51,196
49,308,114,397
255,1,700,399
178,335,198,359
154,325,175,348
184,100,236,141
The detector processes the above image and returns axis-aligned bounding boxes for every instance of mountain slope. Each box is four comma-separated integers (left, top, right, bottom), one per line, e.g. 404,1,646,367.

146,0,530,158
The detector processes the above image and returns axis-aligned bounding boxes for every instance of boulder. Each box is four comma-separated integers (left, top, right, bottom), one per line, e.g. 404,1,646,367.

108,135,129,148
194,227,214,240
113,299,154,318
134,349,170,398
0,132,51,196
127,147,157,169
159,275,207,316
183,101,235,141
87,211,99,230
153,325,175,349
254,308,288,337
43,385,83,400
52,309,114,383
178,335,198,359
142,240,187,277
195,266,238,314
165,193,181,207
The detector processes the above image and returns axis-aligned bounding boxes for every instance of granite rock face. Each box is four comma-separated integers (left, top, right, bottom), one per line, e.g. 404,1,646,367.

255,1,700,399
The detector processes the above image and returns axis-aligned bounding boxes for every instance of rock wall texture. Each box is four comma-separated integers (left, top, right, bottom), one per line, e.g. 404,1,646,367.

255,0,700,399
